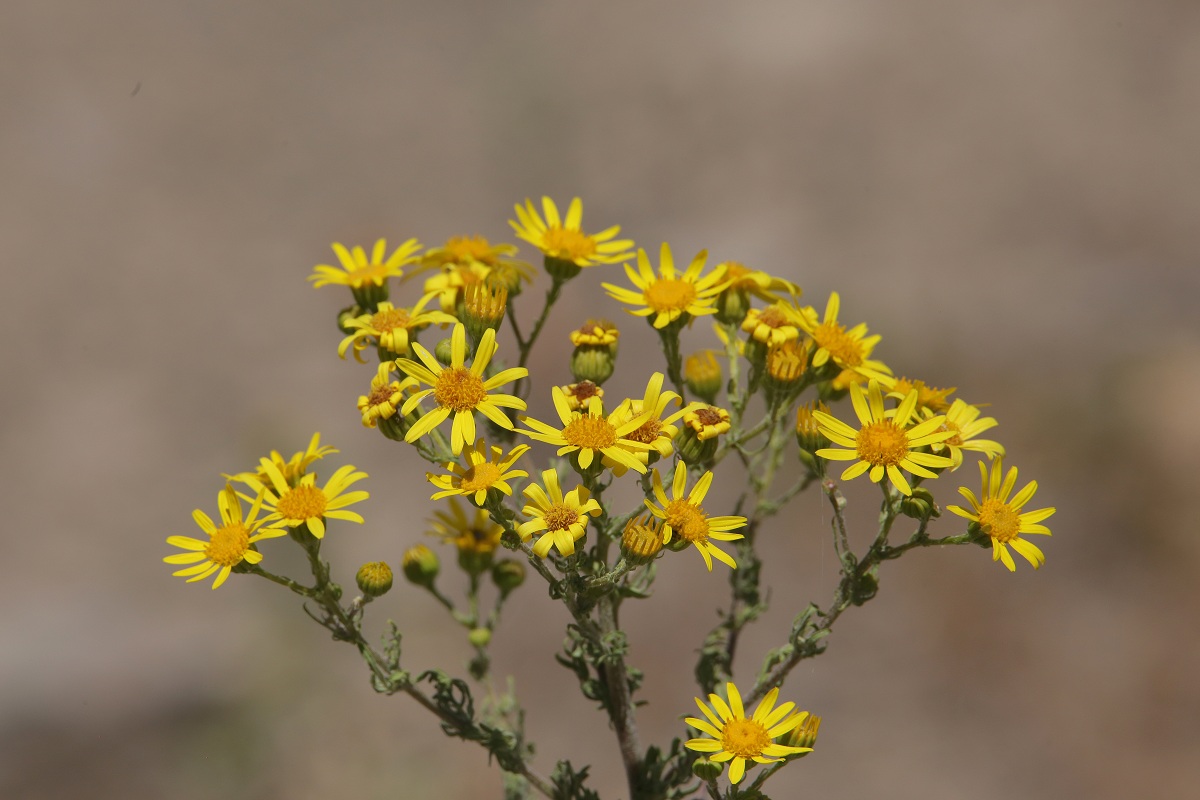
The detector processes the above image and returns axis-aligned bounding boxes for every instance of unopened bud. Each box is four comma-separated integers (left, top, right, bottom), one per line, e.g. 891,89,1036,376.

692,756,724,782
355,561,394,597
491,560,526,595
402,544,440,588
621,515,665,565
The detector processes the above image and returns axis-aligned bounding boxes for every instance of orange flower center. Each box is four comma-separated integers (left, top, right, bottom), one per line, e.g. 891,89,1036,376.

434,367,487,412
627,418,663,444
371,307,413,333
977,499,1020,543
366,383,399,409
665,500,709,543
459,462,502,493
276,484,327,521
347,262,395,287
814,321,865,367
645,278,697,313
856,420,910,467
562,414,618,450
569,381,602,402
446,235,497,264
695,407,726,427
721,718,771,759
204,523,250,567
542,504,581,532
542,227,597,261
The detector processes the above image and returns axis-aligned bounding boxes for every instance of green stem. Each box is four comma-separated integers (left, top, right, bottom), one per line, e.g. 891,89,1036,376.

514,276,565,398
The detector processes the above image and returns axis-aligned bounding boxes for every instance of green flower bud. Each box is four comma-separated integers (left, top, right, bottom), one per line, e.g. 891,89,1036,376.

570,345,616,385
692,756,724,782
337,304,365,334
457,546,494,577
544,255,582,282
467,627,492,648
491,560,526,596
783,713,821,757
402,545,439,588
355,561,394,597
900,487,940,521
683,350,722,404
434,338,454,366
715,284,752,326
673,426,719,466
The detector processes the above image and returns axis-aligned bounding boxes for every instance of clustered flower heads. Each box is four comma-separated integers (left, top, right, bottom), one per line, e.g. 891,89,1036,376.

166,195,1056,796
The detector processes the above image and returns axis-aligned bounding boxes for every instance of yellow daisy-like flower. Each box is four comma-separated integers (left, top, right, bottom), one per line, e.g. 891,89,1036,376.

685,682,812,785
741,303,806,347
421,234,531,273
428,497,505,557
928,398,1005,470
645,462,746,571
517,389,654,474
569,319,620,347
947,457,1055,571
813,380,955,496
164,486,286,590
396,323,528,455
890,377,956,414
558,380,605,411
717,261,801,302
424,261,491,313
244,460,368,540
516,468,602,557
338,293,458,361
308,238,422,290
509,196,634,268
800,292,893,385
602,244,729,330
427,438,530,504
684,405,732,441
608,372,689,461
357,362,418,428
229,433,337,489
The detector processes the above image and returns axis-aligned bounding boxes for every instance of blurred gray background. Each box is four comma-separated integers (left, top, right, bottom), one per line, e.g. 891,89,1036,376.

3,1,1198,798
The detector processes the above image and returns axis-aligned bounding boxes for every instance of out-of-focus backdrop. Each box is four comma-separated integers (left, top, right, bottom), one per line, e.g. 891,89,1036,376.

3,2,1198,798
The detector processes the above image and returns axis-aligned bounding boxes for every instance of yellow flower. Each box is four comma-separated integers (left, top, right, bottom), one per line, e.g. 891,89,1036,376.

684,405,732,441
228,433,337,489
427,439,530,504
396,323,528,455
570,319,620,347
558,380,605,411
422,234,532,274
517,388,654,474
684,350,723,402
928,398,1004,470
602,243,729,329
645,462,746,571
509,196,634,268
607,372,689,462
357,362,418,428
800,292,893,385
685,682,811,784
717,261,801,302
424,261,490,312
741,303,806,347
428,498,505,557
308,238,422,290
243,460,368,539
889,377,956,414
517,468,602,557
813,380,955,496
947,457,1054,571
165,486,286,589
338,293,457,361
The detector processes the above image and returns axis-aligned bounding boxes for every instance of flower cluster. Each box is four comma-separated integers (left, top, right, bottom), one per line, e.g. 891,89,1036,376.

166,195,1056,797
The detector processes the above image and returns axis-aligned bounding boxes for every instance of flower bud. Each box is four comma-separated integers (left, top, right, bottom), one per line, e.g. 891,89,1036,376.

692,756,724,782
684,350,722,404
467,627,492,648
621,515,665,565
491,559,526,596
462,280,507,344
783,713,821,757
457,546,494,577
434,337,454,366
402,544,439,588
487,263,526,298
715,284,752,326
337,304,365,335
544,255,583,281
355,561,394,597
900,487,940,521
569,320,619,386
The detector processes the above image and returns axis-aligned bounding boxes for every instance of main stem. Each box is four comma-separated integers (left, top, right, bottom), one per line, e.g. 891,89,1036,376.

598,594,642,797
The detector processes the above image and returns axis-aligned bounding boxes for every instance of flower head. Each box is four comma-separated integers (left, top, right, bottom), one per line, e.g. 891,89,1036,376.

423,261,490,312
558,381,605,411
421,234,531,275
309,238,422,292
685,682,812,784
684,405,732,442
602,244,729,329
229,433,337,489
947,457,1055,571
890,377,956,414
428,498,505,557
607,372,688,463
242,459,369,539
427,439,530,504
570,319,620,348
396,323,528,455
517,388,654,475
742,303,806,347
164,485,286,589
800,292,893,385
813,380,955,496
357,362,419,428
718,262,801,302
928,398,1005,470
645,462,745,571
338,294,457,361
517,469,602,557
509,197,634,269
684,350,723,403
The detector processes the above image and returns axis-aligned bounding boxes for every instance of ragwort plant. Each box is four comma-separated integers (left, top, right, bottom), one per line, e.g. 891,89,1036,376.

165,197,1056,800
